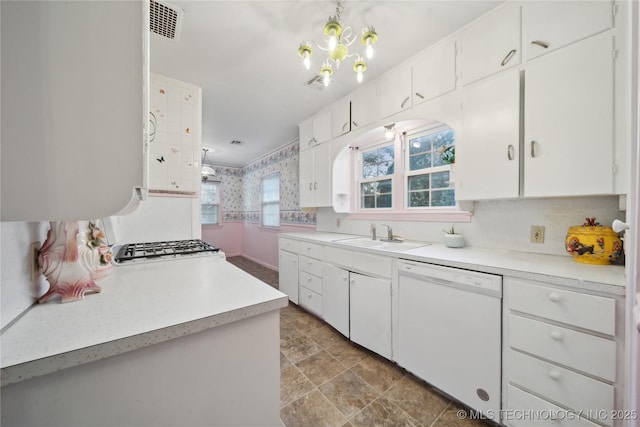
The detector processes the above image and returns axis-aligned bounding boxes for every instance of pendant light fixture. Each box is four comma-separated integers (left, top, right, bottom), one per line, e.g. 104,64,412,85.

298,0,378,87
201,148,216,182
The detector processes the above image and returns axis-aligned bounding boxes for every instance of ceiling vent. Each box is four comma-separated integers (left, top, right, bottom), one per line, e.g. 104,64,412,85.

304,74,326,91
230,140,243,145
150,0,183,42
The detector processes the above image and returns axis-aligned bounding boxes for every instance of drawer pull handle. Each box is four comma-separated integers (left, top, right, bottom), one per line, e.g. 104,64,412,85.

550,330,563,341
548,370,561,381
548,293,561,302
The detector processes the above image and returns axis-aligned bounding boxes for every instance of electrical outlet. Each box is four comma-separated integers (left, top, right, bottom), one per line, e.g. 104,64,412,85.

30,242,41,281
530,226,545,244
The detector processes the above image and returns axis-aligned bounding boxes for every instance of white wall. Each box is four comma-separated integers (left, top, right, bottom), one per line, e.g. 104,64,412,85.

1,222,50,329
316,195,624,257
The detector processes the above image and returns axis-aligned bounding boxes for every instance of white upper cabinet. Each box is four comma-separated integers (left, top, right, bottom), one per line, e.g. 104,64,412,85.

1,1,147,221
330,98,351,139
299,142,332,208
459,2,521,86
524,32,614,198
412,38,457,105
523,0,613,61
458,68,520,201
299,110,331,151
378,63,413,119
350,84,379,130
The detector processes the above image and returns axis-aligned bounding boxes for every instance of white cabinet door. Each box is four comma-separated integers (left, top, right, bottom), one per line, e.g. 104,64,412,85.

378,64,412,119
299,149,315,208
313,110,332,145
279,249,299,304
323,263,350,337
523,0,613,61
524,32,614,197
413,38,456,105
299,143,332,208
298,118,314,152
350,272,392,359
331,98,351,138
459,2,521,86
351,83,378,129
458,68,520,200
1,1,146,221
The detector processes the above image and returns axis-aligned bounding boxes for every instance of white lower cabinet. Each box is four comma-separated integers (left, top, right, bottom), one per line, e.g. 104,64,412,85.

322,263,350,337
503,277,623,427
298,253,323,317
349,272,392,359
278,238,299,304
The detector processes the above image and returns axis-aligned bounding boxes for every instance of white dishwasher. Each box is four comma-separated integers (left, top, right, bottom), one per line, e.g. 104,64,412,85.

395,260,502,417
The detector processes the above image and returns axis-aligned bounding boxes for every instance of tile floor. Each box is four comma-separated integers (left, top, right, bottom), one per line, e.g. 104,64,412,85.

227,256,492,427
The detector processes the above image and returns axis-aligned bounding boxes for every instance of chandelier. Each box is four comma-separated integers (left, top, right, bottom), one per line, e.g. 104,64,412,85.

297,0,378,87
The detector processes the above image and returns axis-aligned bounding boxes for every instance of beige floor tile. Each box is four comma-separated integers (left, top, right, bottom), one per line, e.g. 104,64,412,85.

351,354,406,393
307,324,346,349
281,335,324,364
280,390,348,427
281,364,315,408
296,350,347,386
325,341,370,369
349,396,420,427
319,370,380,419
281,351,292,370
384,374,451,426
433,402,493,427
288,311,326,333
281,319,303,343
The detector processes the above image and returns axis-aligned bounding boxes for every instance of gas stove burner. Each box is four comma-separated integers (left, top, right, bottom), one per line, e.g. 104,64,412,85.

114,239,220,264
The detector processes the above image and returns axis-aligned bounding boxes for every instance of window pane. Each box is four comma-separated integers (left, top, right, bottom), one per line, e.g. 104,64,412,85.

408,174,430,191
362,195,375,209
361,182,376,195
201,204,218,224
408,135,430,155
201,182,220,225
409,153,431,171
409,191,429,207
262,175,280,227
377,194,392,208
431,171,450,189
377,179,392,194
262,175,279,202
431,189,455,207
361,144,394,179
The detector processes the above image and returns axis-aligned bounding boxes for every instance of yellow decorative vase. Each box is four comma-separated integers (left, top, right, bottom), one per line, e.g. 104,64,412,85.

565,218,623,265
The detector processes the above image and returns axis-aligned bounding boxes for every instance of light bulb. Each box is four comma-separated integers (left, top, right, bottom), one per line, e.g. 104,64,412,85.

303,53,311,70
329,30,337,52
323,71,330,87
357,70,363,83
366,39,374,59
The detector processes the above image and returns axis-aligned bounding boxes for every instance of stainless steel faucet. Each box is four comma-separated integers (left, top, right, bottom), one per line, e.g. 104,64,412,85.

381,224,393,241
371,225,377,240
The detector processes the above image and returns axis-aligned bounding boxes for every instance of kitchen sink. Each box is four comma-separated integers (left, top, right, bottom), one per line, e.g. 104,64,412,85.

332,237,430,252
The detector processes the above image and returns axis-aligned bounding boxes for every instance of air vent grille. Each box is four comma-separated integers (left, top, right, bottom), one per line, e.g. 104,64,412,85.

304,74,326,91
150,0,181,41
230,140,243,145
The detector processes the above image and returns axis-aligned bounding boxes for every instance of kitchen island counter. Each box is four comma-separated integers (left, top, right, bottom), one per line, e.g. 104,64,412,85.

1,256,287,427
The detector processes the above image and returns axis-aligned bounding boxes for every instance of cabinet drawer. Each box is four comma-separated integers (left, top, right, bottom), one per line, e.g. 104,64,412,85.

506,385,601,427
299,271,323,295
508,314,616,381
507,278,615,335
298,242,323,260
299,255,323,277
507,350,614,418
352,251,392,279
323,247,353,269
279,238,298,253
299,286,322,317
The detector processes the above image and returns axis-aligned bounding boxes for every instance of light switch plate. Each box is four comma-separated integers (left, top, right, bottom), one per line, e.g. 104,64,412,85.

530,226,545,244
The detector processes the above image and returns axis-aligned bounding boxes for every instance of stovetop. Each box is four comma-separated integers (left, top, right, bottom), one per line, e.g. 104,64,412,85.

113,239,220,264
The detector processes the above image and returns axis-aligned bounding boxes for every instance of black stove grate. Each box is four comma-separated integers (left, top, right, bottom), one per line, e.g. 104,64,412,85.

114,239,219,264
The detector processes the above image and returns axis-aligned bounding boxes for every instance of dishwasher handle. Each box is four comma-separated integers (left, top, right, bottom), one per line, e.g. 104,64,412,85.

399,260,502,298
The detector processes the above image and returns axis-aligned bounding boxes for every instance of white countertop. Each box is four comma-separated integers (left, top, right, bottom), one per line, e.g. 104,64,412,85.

281,232,626,294
0,257,288,386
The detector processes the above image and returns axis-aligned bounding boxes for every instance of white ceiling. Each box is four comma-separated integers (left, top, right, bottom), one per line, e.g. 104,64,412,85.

151,0,503,168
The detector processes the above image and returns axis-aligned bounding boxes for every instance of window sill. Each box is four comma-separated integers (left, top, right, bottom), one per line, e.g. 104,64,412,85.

349,209,472,222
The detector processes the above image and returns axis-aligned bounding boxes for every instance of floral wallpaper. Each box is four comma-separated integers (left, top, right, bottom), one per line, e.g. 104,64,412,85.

206,141,315,226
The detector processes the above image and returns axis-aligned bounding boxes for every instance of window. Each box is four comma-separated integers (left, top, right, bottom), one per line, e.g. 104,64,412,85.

406,127,455,208
356,124,456,214
201,181,220,225
360,144,394,209
262,174,280,227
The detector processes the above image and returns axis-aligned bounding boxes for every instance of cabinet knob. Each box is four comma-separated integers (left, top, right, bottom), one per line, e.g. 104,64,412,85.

550,330,563,341
531,40,550,49
500,49,516,67
548,293,561,302
548,370,561,381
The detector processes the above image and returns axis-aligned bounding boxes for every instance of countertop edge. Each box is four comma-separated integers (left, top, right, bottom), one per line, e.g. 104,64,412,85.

1,296,288,387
